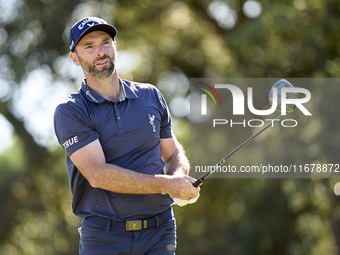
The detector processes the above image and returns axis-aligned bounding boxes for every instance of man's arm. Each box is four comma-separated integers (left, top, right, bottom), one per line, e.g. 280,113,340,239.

160,136,189,176
160,136,200,198
160,136,201,205
70,138,199,200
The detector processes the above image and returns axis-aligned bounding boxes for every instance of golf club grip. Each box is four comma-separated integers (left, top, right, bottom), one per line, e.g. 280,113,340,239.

192,169,212,187
193,179,202,187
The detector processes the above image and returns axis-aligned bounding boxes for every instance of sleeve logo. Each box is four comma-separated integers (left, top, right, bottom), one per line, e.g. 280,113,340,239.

63,136,78,150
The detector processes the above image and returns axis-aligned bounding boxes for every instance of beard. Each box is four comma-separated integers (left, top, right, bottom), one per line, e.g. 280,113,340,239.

77,53,115,79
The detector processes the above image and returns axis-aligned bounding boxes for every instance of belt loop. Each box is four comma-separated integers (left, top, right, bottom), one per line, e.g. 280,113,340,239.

106,218,110,232
154,216,159,229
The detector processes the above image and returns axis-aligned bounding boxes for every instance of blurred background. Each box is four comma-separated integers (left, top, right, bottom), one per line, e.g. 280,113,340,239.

1,0,340,254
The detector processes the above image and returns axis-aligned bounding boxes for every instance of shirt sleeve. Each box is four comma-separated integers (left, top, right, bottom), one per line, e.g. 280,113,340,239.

54,102,100,157
156,89,173,139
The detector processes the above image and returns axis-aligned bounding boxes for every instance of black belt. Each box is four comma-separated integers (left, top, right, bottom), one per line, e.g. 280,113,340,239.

84,208,173,231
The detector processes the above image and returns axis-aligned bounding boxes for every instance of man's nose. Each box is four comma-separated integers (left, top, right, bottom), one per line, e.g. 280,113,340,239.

96,45,106,56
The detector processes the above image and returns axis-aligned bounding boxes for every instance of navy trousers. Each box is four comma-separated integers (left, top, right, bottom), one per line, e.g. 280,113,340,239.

78,215,176,255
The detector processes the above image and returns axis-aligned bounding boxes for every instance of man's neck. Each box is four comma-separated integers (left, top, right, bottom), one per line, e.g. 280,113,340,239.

85,72,121,101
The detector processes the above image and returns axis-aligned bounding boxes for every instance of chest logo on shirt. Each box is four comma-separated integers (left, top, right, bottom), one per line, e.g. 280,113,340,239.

148,113,156,132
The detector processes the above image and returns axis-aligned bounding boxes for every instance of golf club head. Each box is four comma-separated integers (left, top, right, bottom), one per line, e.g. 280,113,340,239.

269,79,298,113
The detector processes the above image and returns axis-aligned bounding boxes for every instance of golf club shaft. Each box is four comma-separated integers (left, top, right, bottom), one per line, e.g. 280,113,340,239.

193,114,284,187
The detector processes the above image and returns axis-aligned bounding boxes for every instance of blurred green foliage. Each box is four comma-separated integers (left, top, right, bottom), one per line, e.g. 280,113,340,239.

1,0,340,254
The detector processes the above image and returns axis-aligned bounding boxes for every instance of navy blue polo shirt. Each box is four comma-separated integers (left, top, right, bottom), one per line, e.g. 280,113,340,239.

54,78,174,221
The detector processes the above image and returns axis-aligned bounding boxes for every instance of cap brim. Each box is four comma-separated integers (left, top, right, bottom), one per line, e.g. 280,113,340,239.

71,24,117,52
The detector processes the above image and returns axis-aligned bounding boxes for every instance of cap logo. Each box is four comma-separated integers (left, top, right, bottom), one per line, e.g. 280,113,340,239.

78,18,99,30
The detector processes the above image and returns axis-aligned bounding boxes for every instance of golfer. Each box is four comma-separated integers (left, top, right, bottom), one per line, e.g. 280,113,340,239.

54,17,200,255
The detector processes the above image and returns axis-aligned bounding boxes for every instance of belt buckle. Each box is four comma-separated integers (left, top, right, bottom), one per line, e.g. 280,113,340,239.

126,220,142,231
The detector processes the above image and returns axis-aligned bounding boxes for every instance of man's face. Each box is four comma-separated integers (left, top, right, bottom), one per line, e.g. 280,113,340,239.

70,30,116,79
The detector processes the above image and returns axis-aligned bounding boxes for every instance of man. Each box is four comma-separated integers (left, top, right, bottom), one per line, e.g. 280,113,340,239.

54,17,200,255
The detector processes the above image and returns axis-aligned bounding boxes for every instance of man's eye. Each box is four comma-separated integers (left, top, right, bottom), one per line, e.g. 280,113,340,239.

85,45,92,49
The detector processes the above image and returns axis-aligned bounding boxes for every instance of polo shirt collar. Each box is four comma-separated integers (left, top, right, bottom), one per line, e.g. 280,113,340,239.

119,78,138,100
81,78,138,103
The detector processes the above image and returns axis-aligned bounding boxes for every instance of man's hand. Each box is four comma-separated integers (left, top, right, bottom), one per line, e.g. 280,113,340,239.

161,175,200,200
159,174,200,207
169,175,200,207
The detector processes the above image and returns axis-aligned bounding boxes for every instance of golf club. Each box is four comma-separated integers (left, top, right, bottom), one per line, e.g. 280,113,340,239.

192,79,298,187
